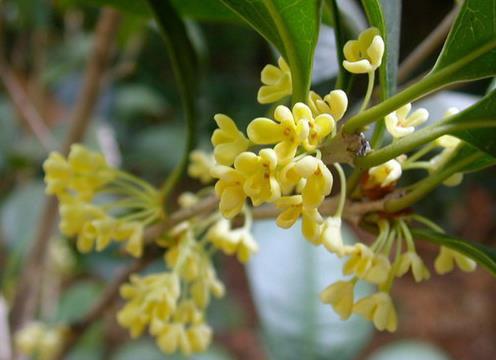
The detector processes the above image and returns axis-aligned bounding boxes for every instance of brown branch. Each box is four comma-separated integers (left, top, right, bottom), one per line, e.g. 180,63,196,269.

397,6,459,83
10,8,121,332
0,67,57,151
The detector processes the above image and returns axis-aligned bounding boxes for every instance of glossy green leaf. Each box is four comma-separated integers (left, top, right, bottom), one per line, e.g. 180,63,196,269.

361,0,401,147
145,0,199,200
412,228,496,277
431,0,496,83
446,90,496,157
219,0,322,103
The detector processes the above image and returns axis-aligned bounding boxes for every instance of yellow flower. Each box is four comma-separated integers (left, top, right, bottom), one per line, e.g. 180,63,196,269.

15,322,44,355
58,200,105,237
211,165,247,218
43,152,71,196
275,195,323,243
434,246,476,274
320,216,353,257
187,323,213,353
343,27,384,74
247,104,309,164
77,216,118,253
190,267,225,309
362,254,391,285
155,323,191,355
165,244,200,282
178,192,199,209
396,251,430,282
276,161,302,195
15,323,66,360
188,150,215,183
308,90,348,120
320,280,355,320
368,159,402,188
294,156,333,208
68,144,114,196
117,272,180,338
257,57,292,104
294,102,335,151
343,243,374,278
235,149,281,206
207,219,258,263
211,114,249,166
353,292,397,332
385,103,429,138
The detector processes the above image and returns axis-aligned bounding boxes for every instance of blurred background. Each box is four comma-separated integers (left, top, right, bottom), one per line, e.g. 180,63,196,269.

0,0,495,359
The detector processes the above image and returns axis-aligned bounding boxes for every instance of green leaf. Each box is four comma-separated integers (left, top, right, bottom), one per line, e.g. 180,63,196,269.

248,220,373,360
411,228,496,277
446,89,496,157
431,0,496,83
361,0,401,147
171,0,238,22
145,0,199,201
219,0,323,103
449,143,496,173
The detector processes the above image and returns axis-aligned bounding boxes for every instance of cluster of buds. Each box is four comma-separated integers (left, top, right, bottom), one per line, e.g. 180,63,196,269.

43,145,164,257
15,322,67,360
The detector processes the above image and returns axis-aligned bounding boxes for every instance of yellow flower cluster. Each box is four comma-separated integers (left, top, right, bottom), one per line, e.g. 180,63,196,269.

43,144,163,257
15,322,67,360
320,218,476,332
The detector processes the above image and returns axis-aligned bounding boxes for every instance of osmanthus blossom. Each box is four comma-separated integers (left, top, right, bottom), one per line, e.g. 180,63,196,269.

257,56,292,104
343,27,384,74
385,103,429,138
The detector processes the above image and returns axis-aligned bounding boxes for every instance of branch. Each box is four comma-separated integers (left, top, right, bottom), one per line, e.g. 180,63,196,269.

397,6,458,83
10,8,121,332
0,66,57,151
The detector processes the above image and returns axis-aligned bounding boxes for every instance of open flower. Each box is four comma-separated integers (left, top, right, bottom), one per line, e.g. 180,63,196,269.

247,104,309,164
434,246,476,274
343,243,375,278
43,152,71,196
396,251,430,282
211,114,249,166
367,159,402,188
385,103,429,138
188,150,215,183
290,102,335,151
275,195,323,243
353,292,397,332
320,280,355,320
308,90,348,120
294,156,333,208
343,27,384,74
211,165,247,218
235,149,280,206
257,57,292,104
362,254,391,285
207,219,258,263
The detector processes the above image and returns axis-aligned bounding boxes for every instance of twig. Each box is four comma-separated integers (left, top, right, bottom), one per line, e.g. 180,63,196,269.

10,8,121,332
0,67,57,151
397,6,459,83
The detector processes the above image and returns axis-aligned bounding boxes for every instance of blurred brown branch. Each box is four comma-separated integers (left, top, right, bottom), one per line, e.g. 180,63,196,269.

10,8,121,335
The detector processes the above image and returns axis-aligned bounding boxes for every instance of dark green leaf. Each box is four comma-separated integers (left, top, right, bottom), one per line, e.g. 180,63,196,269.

446,90,496,157
431,0,496,84
219,0,323,103
412,228,496,277
171,0,238,22
146,0,199,199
